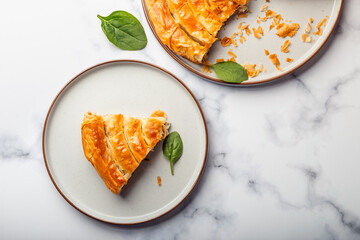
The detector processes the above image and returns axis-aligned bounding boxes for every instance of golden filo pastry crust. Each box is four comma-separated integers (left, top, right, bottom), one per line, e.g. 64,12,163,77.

81,113,127,194
142,110,169,149
81,110,169,194
164,0,216,47
186,0,222,36
124,117,150,163
145,0,209,63
103,114,138,180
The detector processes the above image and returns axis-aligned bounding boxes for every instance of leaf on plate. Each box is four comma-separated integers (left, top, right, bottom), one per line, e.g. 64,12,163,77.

212,61,249,83
163,131,183,175
97,11,147,50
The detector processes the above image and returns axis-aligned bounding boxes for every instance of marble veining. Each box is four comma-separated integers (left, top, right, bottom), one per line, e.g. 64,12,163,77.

1,0,360,239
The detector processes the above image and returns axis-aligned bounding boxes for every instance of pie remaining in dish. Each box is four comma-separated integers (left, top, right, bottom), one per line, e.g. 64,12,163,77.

145,0,250,63
81,110,169,194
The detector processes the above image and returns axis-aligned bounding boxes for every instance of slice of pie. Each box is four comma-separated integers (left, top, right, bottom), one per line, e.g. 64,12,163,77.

81,110,169,194
145,0,250,63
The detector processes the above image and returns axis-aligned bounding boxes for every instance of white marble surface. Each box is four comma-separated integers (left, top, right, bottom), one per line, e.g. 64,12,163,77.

1,0,360,239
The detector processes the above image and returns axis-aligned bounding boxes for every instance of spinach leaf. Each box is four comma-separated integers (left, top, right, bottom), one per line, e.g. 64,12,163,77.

212,61,248,83
97,11,147,50
163,132,183,175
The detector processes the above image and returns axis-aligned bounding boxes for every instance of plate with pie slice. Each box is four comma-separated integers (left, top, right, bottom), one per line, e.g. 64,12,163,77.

42,60,208,225
142,0,343,85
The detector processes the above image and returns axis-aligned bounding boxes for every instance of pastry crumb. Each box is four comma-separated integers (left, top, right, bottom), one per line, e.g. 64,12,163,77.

269,53,282,70
301,33,312,42
264,49,270,56
260,4,268,12
252,27,261,39
305,23,312,33
269,22,275,31
157,176,162,186
228,50,237,58
281,40,291,53
239,35,246,43
220,37,233,47
309,17,314,23
286,58,293,63
216,58,225,63
243,63,263,78
276,23,300,38
313,17,327,36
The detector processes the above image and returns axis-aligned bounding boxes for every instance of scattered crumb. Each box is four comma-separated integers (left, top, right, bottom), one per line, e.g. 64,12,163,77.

264,49,270,56
157,176,162,186
257,26,264,36
309,17,314,23
238,22,243,29
281,40,291,53
276,23,300,38
266,10,277,18
313,17,327,36
240,23,249,31
257,19,260,24
243,63,262,77
269,22,275,31
202,65,212,73
220,37,233,47
305,23,312,33
252,27,261,39
259,63,264,71
286,58,293,63
228,50,237,58
269,53,282,70
313,28,323,36
216,58,225,63
273,14,283,26
261,4,268,12
316,18,328,28
301,33,312,42
228,57,236,62
239,35,246,43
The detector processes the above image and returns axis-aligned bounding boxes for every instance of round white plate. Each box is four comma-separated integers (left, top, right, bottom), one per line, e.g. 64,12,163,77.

42,60,208,225
143,0,343,85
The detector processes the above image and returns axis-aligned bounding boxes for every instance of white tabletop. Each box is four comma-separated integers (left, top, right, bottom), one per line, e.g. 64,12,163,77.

1,0,360,239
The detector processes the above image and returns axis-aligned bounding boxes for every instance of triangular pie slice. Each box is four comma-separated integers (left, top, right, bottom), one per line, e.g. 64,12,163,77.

81,110,169,194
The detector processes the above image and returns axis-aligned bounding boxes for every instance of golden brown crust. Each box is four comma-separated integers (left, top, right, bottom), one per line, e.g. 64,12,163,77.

206,0,249,22
81,112,127,194
186,0,222,36
146,0,209,63
142,110,168,149
103,114,139,180
124,117,151,163
165,0,216,47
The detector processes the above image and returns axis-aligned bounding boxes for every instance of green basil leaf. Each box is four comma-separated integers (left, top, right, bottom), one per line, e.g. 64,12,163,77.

97,11,147,50
212,61,248,83
163,131,183,175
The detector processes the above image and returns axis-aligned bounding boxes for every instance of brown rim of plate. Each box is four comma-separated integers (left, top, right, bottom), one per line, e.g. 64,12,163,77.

142,0,344,86
42,60,208,225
